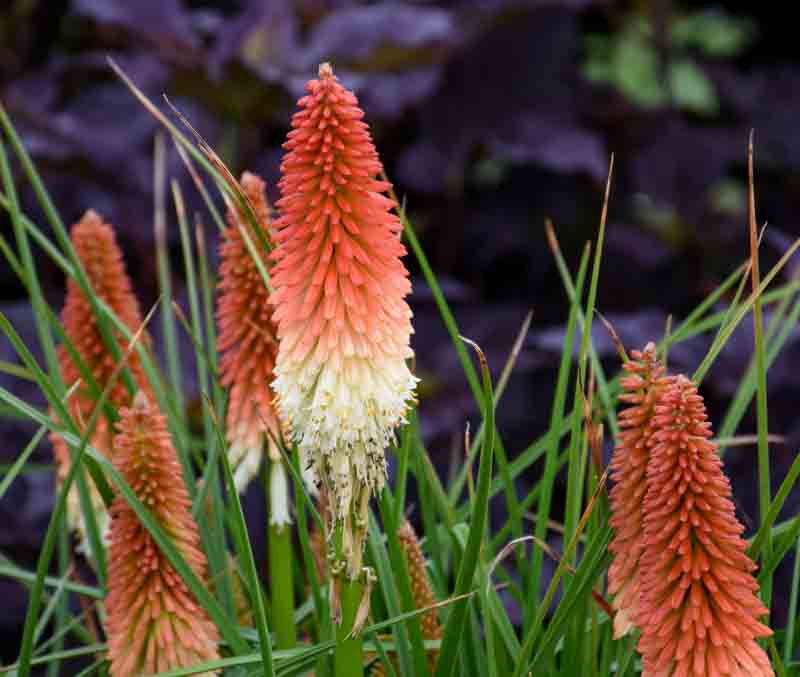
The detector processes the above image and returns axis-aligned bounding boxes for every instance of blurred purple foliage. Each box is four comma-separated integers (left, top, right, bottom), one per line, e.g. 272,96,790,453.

3,0,800,664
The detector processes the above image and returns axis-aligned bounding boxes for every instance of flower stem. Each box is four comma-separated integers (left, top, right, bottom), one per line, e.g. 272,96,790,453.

335,576,364,677
268,462,296,649
269,523,296,648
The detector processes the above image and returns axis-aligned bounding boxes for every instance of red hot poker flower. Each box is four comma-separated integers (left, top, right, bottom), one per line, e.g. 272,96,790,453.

51,209,151,556
397,520,442,643
637,375,773,677
106,392,219,677
607,343,665,637
58,210,151,407
371,520,441,676
216,172,283,496
269,63,417,575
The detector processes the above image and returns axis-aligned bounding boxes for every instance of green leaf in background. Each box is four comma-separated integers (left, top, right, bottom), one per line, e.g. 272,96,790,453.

669,59,719,115
584,11,738,116
672,10,757,57
613,25,667,109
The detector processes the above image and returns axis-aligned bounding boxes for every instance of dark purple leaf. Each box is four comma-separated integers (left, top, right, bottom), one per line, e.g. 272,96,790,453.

72,0,200,54
207,0,298,83
394,141,451,194
626,117,743,229
301,3,460,68
395,6,585,190
334,67,443,119
489,113,606,180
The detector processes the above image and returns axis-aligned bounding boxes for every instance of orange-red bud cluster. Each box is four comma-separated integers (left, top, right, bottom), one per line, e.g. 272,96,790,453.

636,375,772,676
106,392,219,676
216,172,282,492
608,343,664,637
51,210,151,556
609,346,773,675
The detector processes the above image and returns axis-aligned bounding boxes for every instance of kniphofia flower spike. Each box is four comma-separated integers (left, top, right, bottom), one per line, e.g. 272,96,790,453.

270,63,417,576
370,520,442,676
216,172,285,504
637,375,773,676
51,209,151,557
106,392,219,676
607,343,664,637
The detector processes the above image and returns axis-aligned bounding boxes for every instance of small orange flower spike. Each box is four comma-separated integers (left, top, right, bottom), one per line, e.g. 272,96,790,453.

637,375,773,677
106,392,219,677
607,343,665,637
397,520,442,643
269,63,417,575
51,209,151,556
216,172,283,496
370,520,441,677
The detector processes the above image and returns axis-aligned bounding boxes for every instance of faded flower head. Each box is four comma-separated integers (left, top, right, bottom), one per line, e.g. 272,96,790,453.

636,375,773,677
106,392,219,677
51,209,151,557
607,343,665,638
397,520,442,643
216,171,283,498
369,520,441,676
270,63,417,574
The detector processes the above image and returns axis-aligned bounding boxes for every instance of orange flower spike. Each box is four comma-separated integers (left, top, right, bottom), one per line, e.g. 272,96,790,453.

607,342,665,637
370,521,441,677
106,392,219,677
397,520,442,642
270,64,417,575
637,375,773,677
216,172,283,497
51,209,151,556
59,210,151,405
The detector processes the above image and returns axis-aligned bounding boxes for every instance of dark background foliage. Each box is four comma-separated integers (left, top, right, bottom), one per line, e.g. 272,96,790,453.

3,0,800,665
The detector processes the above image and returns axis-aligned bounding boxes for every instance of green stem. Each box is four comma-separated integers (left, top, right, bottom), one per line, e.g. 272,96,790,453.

269,522,297,649
266,459,296,649
335,577,365,677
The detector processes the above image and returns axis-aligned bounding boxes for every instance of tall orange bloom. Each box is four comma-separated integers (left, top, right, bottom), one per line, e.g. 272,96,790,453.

637,375,773,676
51,209,150,557
106,392,219,676
607,343,664,637
216,172,283,498
270,63,417,574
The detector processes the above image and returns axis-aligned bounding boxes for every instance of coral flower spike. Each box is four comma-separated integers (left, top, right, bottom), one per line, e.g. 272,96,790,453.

106,392,219,677
637,375,773,677
51,209,151,557
270,63,417,574
216,171,284,497
607,343,665,638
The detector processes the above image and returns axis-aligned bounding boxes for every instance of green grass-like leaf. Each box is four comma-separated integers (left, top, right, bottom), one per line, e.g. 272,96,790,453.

435,338,495,677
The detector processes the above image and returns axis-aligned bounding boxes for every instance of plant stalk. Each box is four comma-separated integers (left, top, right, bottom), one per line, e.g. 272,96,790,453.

335,576,365,677
267,460,297,649
269,523,297,648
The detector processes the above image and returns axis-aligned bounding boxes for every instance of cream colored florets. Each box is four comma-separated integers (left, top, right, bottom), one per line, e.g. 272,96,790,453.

273,352,417,570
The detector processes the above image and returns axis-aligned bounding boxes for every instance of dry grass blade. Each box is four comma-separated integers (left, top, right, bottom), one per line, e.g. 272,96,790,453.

162,96,265,243
715,434,785,447
108,57,267,252
596,311,627,363
495,310,533,401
